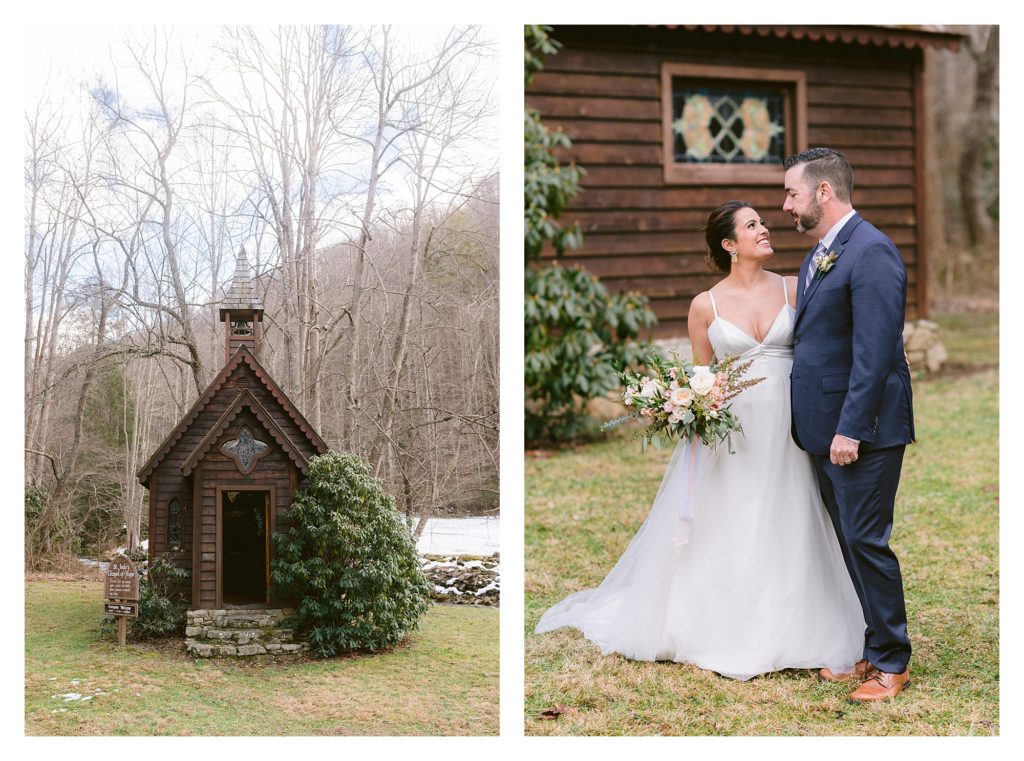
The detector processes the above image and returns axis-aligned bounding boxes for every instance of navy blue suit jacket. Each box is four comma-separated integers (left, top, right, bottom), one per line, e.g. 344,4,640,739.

791,213,915,456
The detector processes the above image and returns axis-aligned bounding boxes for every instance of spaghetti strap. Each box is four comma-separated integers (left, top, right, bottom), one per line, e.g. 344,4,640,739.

708,291,719,318
781,274,790,307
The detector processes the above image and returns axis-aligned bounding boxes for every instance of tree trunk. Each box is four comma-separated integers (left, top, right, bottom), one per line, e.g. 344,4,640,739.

958,26,999,248
339,32,389,442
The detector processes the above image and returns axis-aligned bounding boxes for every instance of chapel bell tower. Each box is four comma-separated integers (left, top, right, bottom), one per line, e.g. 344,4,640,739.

219,247,264,362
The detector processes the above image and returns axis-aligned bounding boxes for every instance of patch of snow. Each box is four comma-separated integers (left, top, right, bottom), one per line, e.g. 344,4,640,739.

420,559,500,577
115,539,148,555
56,693,83,701
415,517,499,555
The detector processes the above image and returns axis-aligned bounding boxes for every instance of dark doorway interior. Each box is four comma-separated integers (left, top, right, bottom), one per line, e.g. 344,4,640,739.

222,490,268,604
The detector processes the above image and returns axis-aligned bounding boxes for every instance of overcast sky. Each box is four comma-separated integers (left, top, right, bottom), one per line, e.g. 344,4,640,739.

21,23,500,283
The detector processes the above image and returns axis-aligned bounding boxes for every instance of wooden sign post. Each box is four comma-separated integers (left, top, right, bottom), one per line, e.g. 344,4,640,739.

103,554,140,646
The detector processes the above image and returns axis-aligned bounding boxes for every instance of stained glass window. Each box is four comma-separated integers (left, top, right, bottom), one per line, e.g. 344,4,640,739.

221,425,270,474
671,85,786,165
168,498,182,550
660,63,806,185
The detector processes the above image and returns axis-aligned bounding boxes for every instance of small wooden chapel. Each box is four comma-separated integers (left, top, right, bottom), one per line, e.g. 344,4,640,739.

138,249,328,609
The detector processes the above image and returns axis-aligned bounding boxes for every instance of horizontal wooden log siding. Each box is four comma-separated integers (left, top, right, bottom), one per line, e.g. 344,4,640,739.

528,27,926,336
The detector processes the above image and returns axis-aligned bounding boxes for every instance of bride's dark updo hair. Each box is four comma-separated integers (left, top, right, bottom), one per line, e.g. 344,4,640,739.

704,200,753,273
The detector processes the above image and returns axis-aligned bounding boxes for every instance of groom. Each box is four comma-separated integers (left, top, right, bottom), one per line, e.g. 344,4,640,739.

784,147,915,702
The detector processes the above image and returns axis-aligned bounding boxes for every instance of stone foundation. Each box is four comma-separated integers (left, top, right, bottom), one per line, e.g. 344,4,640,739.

185,608,309,657
904,319,948,373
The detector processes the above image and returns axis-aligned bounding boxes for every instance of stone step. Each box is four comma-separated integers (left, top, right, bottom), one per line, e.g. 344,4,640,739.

185,626,295,644
185,639,308,658
185,607,306,658
186,608,290,629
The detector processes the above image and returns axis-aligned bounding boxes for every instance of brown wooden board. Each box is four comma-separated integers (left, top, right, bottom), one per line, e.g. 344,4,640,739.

104,602,138,617
541,119,662,144
103,554,139,601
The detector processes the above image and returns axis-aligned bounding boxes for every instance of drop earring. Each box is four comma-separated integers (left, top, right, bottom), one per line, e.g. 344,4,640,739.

729,249,738,263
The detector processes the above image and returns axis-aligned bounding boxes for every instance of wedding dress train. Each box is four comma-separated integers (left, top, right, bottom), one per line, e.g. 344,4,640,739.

535,278,865,680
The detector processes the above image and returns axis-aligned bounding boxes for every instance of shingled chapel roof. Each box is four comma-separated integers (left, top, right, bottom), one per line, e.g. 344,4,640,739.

136,345,329,487
219,247,263,319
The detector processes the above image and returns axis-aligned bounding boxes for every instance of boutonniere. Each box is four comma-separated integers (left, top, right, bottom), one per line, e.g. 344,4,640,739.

813,250,838,279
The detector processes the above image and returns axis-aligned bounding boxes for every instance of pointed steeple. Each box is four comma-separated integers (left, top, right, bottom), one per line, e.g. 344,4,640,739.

219,247,264,362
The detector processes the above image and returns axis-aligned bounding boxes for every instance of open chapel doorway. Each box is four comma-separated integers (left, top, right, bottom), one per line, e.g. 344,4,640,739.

220,488,271,606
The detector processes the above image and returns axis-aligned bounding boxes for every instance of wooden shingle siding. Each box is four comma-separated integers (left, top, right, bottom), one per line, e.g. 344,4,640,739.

528,26,927,336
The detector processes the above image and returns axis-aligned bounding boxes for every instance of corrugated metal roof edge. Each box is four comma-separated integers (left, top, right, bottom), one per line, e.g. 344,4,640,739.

656,25,964,51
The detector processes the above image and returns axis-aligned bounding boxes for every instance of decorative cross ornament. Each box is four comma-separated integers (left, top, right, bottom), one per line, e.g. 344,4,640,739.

221,425,270,474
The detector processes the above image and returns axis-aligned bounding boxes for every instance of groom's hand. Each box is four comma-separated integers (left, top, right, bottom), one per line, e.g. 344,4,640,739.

830,434,860,466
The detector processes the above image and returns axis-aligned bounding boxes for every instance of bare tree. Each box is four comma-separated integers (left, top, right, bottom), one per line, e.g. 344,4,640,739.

89,30,211,396
339,26,490,444
925,24,999,301
958,26,999,249
211,26,362,429
24,25,499,569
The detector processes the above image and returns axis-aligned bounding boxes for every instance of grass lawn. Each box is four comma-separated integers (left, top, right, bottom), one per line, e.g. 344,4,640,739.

525,310,998,736
25,581,499,736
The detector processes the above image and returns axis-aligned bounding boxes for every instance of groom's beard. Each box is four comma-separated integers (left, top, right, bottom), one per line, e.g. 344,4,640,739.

794,198,824,234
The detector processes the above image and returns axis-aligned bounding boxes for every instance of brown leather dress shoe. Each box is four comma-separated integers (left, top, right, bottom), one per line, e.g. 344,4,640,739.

848,668,910,702
819,659,877,683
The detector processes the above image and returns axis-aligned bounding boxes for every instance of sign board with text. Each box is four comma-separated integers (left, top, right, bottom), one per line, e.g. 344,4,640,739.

103,554,139,601
104,602,139,617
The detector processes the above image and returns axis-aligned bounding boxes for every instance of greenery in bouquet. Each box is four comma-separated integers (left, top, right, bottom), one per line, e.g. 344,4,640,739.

611,348,764,452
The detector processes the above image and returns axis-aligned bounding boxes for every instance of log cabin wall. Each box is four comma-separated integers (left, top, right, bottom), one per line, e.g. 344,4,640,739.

147,470,194,600
528,26,932,337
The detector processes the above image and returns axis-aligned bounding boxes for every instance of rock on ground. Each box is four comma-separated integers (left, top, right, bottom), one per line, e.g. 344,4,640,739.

420,553,500,606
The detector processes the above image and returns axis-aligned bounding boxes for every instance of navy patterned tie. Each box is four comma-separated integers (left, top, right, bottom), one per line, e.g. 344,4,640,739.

804,242,825,293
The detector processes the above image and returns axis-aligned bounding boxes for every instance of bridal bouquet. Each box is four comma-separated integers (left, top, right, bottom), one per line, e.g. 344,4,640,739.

607,348,764,452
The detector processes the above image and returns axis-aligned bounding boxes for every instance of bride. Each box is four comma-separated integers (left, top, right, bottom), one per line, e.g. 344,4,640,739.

535,201,865,680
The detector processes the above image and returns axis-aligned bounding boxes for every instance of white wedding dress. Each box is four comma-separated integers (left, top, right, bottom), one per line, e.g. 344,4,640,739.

535,278,865,680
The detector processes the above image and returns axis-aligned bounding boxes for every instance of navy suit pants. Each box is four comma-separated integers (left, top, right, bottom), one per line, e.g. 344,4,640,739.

812,445,911,673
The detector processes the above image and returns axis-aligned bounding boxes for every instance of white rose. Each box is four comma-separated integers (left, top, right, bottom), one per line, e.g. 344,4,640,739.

640,378,664,398
689,367,716,395
670,387,694,408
